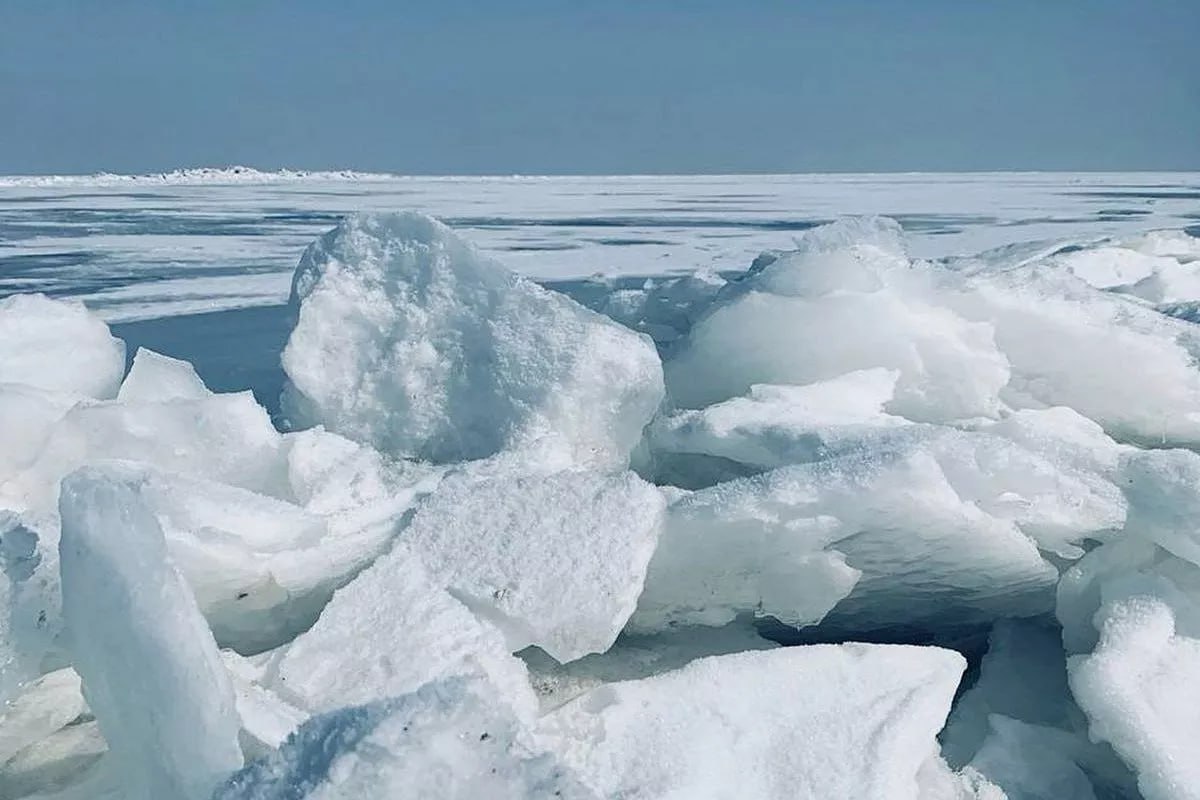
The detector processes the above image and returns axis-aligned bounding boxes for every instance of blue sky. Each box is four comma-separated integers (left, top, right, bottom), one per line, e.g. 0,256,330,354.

1,0,1197,174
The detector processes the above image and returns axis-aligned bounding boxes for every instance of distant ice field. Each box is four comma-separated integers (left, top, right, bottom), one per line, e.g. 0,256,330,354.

2,170,1199,323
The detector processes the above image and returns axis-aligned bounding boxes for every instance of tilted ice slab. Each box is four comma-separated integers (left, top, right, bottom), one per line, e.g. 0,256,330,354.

401,465,666,662
58,467,243,800
73,463,342,654
519,622,780,713
632,420,1121,635
282,211,664,468
215,677,596,800
536,644,967,800
117,347,211,403
270,541,536,718
0,294,125,400
648,368,911,482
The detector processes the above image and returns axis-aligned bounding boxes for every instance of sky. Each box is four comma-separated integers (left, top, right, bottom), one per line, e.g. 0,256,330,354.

1,0,1197,175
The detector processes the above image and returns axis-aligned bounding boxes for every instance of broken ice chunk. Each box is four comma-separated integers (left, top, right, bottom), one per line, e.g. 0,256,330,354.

536,644,966,800
402,466,666,662
0,294,125,400
117,347,211,403
59,467,243,800
281,211,664,468
215,677,595,800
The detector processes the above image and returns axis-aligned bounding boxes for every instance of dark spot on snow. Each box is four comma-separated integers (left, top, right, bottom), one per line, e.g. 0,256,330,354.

236,591,249,600
480,732,490,741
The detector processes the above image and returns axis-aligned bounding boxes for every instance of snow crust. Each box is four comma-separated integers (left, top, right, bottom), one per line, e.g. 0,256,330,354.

536,645,966,800
5,213,1200,799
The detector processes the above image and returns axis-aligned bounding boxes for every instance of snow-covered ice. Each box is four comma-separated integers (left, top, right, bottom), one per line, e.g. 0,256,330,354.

536,645,967,800
0,294,125,399
269,541,537,718
3,178,1200,799
58,467,244,800
400,465,666,661
214,677,596,800
282,212,663,467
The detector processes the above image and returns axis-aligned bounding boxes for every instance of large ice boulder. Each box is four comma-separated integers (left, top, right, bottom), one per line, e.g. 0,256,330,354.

215,678,596,800
664,218,1010,423
401,466,666,662
0,294,125,400
536,644,966,800
281,212,664,468
270,541,536,718
58,467,243,800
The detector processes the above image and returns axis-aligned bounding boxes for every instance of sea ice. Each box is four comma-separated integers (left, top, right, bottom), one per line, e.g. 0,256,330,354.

215,677,596,800
116,347,211,403
634,431,1069,637
536,644,966,800
269,541,536,718
401,466,666,662
0,294,125,400
58,467,243,800
664,218,1010,423
281,212,663,468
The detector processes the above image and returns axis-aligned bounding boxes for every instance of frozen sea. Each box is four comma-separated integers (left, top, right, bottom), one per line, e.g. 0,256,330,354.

2,169,1198,409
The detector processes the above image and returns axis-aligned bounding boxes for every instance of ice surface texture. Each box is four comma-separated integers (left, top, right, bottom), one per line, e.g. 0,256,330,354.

6,212,1200,799
282,212,664,468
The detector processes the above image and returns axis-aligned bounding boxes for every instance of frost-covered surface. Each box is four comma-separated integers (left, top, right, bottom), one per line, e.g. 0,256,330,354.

400,466,666,661
5,209,1200,798
536,645,966,800
282,212,663,467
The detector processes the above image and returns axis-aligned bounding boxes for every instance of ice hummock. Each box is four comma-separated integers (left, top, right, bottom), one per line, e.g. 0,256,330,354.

281,212,664,468
5,214,1200,799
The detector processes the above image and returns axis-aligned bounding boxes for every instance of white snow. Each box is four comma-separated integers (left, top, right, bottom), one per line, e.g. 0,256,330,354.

282,211,664,468
536,644,966,800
